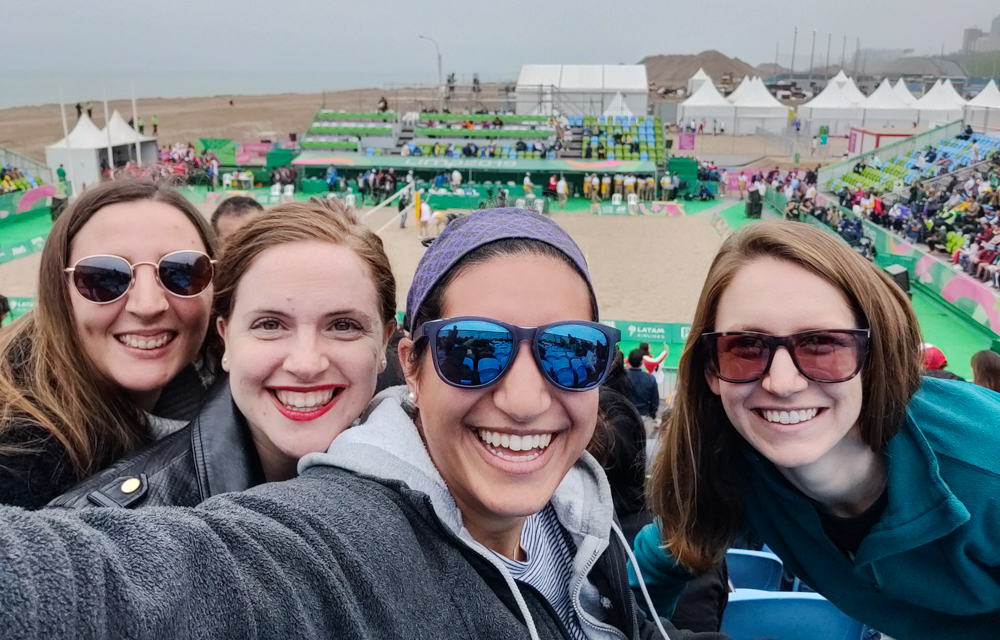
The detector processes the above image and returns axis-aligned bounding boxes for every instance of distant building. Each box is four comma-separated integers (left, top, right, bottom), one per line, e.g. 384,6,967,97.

964,28,986,54
965,15,1000,53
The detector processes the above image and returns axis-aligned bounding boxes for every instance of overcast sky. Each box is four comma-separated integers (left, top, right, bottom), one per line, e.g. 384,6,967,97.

7,0,999,78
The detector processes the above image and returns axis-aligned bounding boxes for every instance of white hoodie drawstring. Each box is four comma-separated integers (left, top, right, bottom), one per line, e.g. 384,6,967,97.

612,522,672,640
503,571,541,640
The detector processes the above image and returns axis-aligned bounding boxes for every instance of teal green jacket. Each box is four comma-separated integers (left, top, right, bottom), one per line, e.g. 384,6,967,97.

630,377,1000,639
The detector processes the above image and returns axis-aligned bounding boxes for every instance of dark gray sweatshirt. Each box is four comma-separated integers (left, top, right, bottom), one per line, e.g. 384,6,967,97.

0,388,727,640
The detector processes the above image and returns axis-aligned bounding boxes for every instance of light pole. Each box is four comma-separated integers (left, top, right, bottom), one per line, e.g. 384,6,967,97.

418,35,443,111
825,33,832,81
807,29,817,90
790,27,798,81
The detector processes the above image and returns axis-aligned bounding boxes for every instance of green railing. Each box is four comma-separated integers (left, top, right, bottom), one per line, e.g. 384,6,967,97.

315,111,397,121
413,127,553,139
817,120,964,188
309,125,394,137
419,113,551,123
300,140,359,150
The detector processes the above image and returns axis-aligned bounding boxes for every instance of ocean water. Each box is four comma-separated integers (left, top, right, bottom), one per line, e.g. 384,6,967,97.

0,69,516,109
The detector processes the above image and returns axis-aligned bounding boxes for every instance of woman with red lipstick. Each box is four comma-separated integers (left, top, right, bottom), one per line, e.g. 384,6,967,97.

631,221,1000,640
0,180,218,509
52,199,396,508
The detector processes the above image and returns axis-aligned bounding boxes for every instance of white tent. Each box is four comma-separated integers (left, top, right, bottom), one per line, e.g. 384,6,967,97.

729,78,790,133
893,79,917,106
516,64,648,117
798,81,864,135
965,80,1000,131
726,76,753,104
917,80,965,127
940,79,968,106
687,68,711,96
829,70,866,105
102,110,160,165
677,81,736,128
860,79,919,128
602,92,634,117
44,114,107,195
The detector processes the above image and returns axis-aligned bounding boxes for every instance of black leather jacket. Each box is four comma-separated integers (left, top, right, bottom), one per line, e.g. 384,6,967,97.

49,379,265,509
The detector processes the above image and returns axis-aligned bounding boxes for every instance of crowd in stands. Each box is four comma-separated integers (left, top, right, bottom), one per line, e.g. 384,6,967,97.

0,165,44,194
401,138,561,159
2,173,1000,640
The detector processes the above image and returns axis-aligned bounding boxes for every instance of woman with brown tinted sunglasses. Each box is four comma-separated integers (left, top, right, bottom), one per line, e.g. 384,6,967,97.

632,221,1000,640
0,179,218,508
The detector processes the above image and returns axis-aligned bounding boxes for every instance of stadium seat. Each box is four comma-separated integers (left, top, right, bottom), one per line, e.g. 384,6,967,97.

725,549,784,591
270,184,281,197
720,590,866,640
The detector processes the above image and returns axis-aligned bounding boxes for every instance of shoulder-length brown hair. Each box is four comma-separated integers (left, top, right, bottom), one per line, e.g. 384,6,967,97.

0,179,218,477
650,221,922,573
213,198,396,330
971,350,1000,393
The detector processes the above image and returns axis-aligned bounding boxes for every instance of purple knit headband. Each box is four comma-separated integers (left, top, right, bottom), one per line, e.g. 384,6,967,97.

404,208,593,333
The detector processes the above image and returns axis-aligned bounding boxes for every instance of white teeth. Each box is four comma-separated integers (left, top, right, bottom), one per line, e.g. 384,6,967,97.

117,334,174,350
475,429,555,460
274,388,337,412
763,408,819,425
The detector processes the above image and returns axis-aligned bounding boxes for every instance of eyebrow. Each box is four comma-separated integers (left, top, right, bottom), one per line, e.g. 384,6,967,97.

244,308,376,324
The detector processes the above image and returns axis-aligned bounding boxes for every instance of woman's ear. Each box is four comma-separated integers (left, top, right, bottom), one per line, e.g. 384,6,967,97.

397,336,421,403
216,316,231,373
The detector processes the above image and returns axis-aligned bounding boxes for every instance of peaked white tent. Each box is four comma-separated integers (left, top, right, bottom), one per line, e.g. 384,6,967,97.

101,110,160,165
829,70,866,105
726,76,753,104
798,81,864,135
860,79,919,128
729,78,790,133
602,92,634,118
917,80,965,127
677,81,736,129
965,80,1000,131
687,68,711,96
44,114,108,195
893,79,917,106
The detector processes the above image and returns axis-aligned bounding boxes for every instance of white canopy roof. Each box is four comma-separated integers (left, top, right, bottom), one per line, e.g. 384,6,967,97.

45,113,107,150
690,68,710,81
516,64,647,92
968,80,1000,108
939,79,967,106
727,76,752,103
893,80,916,106
839,78,867,105
678,81,736,122
602,92,634,117
687,67,711,96
916,80,964,124
798,81,865,135
860,79,919,126
680,80,732,107
731,78,785,108
864,79,914,110
103,110,156,146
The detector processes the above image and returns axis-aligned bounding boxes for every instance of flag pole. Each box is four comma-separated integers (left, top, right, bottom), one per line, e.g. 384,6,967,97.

103,87,114,180
58,84,77,196
131,83,142,167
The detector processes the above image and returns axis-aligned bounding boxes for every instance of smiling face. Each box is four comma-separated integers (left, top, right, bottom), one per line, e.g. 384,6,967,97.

401,254,598,543
218,241,390,481
67,200,212,410
706,257,864,471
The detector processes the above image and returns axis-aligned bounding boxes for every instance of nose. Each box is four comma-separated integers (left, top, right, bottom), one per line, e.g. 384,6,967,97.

491,341,552,423
760,347,809,397
124,264,168,318
283,330,330,380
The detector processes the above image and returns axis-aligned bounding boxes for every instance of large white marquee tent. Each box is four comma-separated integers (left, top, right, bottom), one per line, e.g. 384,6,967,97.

677,81,735,128
515,64,648,117
798,80,865,135
916,79,966,127
859,79,919,128
44,111,157,194
728,77,790,133
687,68,711,96
965,80,1000,131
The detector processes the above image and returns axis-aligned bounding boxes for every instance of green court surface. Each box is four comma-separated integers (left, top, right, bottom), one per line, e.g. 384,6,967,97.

911,286,993,381
0,212,52,265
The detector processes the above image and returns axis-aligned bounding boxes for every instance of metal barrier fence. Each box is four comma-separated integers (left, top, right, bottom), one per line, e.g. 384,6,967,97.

817,120,964,188
1,147,53,185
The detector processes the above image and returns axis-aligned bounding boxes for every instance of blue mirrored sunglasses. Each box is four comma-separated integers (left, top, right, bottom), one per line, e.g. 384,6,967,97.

413,316,621,392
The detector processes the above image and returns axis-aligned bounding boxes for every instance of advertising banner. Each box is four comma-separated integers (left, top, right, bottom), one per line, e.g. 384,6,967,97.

677,133,696,151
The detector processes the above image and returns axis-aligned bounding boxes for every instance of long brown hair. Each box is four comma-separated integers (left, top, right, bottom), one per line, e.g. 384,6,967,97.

0,179,218,477
650,221,923,573
971,350,1000,393
213,198,396,329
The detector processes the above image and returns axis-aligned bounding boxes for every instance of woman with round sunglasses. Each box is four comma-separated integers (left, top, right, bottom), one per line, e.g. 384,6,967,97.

50,199,396,508
0,179,218,509
630,221,1000,639
0,208,726,640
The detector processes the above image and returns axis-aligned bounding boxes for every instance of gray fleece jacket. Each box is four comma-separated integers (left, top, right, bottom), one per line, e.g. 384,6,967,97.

0,387,726,640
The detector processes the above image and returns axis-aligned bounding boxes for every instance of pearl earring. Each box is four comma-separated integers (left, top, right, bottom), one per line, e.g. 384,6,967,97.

381,358,387,368
221,356,228,368
407,390,416,403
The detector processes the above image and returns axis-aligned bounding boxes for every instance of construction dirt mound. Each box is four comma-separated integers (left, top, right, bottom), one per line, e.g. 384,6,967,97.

641,50,757,88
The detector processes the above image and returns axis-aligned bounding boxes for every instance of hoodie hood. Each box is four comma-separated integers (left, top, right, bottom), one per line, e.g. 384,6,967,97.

298,386,625,640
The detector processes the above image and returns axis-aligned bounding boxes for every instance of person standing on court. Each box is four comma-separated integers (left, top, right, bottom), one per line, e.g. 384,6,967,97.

152,115,158,135
556,174,568,209
522,172,533,197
